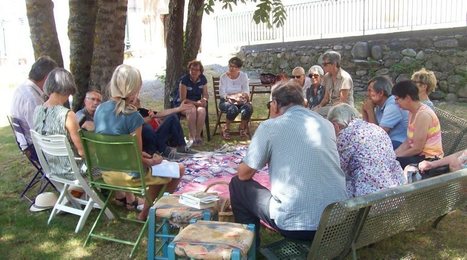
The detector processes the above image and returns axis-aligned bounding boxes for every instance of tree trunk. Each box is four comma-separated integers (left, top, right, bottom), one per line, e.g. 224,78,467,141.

90,0,128,99
68,0,97,111
25,0,64,67
183,0,204,69
164,0,185,108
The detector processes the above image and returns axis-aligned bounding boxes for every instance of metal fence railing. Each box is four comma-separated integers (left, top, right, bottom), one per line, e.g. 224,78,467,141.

214,0,467,48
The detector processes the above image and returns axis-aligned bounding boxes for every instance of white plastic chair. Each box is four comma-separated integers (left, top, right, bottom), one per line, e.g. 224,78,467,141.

30,130,113,233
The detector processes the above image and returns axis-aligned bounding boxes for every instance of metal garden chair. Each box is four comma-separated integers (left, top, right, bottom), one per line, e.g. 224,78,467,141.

79,130,170,258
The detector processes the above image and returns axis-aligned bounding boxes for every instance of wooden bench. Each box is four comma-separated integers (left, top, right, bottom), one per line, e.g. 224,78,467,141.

260,168,467,259
434,107,467,155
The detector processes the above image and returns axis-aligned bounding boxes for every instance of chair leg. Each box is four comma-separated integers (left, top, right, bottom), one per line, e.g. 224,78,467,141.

247,224,256,260
147,207,157,260
20,169,43,203
48,183,70,226
75,198,95,233
168,243,177,260
130,218,149,258
84,190,114,247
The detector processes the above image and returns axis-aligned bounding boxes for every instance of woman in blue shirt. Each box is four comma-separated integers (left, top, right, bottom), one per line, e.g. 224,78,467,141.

94,64,185,220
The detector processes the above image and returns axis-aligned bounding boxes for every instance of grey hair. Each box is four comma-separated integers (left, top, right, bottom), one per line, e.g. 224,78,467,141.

28,56,58,81
327,103,361,128
368,76,393,97
308,65,324,76
43,68,77,96
271,80,304,109
322,51,342,68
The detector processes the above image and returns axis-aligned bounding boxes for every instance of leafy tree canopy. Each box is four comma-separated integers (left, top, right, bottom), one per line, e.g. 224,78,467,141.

204,0,287,28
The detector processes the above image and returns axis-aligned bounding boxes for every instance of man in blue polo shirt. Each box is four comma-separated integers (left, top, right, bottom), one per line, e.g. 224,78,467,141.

362,76,408,149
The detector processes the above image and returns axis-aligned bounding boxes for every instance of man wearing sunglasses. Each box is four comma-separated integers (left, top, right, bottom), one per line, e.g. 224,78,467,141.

291,66,312,98
317,51,354,116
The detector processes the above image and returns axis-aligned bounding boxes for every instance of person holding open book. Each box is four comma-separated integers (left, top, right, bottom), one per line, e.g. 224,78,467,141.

94,64,185,220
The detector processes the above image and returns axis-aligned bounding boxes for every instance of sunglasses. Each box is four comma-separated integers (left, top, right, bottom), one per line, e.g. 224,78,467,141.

291,75,302,79
309,74,320,79
322,62,332,66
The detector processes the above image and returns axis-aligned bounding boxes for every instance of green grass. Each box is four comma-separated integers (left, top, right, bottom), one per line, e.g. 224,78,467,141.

1,92,466,259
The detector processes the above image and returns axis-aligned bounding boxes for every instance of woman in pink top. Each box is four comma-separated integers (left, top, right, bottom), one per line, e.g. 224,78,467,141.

391,80,443,169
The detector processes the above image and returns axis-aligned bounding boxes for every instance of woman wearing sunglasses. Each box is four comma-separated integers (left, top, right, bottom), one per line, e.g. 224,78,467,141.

306,65,327,110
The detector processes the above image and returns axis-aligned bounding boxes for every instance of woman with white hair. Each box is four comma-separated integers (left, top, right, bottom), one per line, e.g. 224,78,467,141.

328,103,405,197
306,65,327,110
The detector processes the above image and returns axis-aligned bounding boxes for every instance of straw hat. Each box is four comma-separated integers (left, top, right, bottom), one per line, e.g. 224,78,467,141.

30,192,58,212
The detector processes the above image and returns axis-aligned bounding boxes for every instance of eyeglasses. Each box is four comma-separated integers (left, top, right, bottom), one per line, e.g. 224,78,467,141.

86,97,102,102
322,62,332,66
413,80,425,85
228,64,239,69
291,75,303,79
266,100,274,109
309,74,320,79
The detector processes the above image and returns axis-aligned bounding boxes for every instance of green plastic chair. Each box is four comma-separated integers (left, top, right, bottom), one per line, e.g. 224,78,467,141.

79,130,169,258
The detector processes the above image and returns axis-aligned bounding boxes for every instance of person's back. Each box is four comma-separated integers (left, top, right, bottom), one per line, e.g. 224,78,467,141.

10,56,58,149
254,105,347,230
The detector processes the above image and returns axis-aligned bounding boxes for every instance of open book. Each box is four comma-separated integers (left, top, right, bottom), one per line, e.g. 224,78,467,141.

151,160,180,178
179,192,220,209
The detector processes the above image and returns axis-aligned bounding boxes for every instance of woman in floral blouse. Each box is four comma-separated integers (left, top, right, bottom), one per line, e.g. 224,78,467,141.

328,103,406,197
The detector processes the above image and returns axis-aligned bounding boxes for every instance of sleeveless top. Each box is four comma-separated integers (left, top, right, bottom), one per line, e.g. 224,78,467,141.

33,105,77,180
407,104,443,158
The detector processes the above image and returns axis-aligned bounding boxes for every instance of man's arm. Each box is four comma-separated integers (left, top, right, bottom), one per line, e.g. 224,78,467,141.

237,162,257,181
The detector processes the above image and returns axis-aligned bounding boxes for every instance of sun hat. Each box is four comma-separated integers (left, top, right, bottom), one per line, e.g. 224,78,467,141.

30,192,58,212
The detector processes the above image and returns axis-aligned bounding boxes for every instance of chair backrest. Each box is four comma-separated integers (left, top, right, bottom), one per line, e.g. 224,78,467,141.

434,107,467,155
308,169,467,259
7,115,39,162
212,76,221,116
79,130,146,185
30,130,82,183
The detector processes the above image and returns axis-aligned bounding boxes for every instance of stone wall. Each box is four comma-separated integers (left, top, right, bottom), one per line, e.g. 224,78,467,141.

237,27,467,102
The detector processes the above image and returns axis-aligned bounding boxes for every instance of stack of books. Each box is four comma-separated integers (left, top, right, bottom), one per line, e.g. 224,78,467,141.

179,192,220,209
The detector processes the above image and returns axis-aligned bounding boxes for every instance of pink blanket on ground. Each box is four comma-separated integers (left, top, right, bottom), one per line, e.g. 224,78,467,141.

175,145,271,198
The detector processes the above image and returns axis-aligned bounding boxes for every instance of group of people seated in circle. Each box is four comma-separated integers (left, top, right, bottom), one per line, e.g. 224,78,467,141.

11,52,465,243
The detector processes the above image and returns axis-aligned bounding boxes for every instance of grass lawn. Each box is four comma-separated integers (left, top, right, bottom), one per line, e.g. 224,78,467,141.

1,91,466,259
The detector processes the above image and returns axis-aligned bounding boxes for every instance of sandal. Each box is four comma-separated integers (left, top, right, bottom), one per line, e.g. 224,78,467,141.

239,129,250,139
222,127,231,140
114,197,127,207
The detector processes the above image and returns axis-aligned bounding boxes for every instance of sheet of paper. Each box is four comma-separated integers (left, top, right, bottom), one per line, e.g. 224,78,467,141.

151,160,180,178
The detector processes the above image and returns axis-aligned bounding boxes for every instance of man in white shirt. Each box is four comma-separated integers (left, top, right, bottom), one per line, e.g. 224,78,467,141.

10,56,58,150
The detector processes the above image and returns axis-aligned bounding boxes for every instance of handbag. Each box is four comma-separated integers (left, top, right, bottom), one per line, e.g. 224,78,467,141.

421,164,450,179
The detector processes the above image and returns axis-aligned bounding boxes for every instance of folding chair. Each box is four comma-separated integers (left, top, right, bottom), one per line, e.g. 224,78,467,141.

7,116,56,204
79,130,170,258
30,130,113,233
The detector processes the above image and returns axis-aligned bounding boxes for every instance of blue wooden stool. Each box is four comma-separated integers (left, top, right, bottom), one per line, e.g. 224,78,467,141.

147,194,213,260
167,220,255,260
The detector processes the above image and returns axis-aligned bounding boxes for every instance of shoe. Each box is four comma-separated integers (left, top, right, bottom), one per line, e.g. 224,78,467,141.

162,147,186,160
176,146,199,154
222,127,231,140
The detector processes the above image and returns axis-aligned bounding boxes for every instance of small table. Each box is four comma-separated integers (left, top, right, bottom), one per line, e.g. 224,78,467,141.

249,80,273,122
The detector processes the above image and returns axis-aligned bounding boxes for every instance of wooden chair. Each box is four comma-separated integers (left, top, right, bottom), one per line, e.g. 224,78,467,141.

30,130,113,233
212,77,249,137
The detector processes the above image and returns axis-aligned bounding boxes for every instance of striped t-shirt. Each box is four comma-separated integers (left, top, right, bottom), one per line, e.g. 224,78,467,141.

407,104,443,158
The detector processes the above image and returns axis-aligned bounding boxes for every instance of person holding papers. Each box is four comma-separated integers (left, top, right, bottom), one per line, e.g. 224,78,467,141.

94,64,185,221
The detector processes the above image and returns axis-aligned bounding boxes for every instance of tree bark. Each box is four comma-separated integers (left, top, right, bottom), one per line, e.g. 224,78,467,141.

183,0,204,69
90,0,128,99
164,0,185,108
25,0,64,67
68,0,97,111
